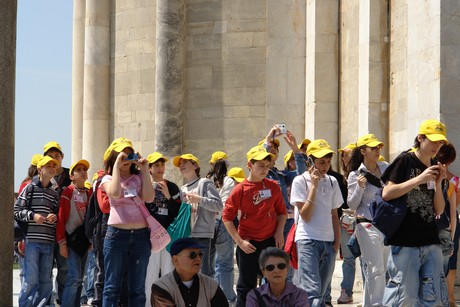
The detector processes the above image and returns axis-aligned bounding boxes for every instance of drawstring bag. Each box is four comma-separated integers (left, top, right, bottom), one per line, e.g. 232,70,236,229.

136,200,171,253
166,202,192,252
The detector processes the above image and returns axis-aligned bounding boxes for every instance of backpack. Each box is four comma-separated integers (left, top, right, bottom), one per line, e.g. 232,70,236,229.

84,177,103,242
370,189,407,244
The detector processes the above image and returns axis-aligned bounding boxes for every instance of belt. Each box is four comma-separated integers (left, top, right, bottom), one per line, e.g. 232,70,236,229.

356,217,372,224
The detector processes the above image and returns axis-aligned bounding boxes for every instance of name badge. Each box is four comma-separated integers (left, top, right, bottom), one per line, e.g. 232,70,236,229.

123,189,137,198
259,189,272,199
321,186,327,195
73,194,84,203
158,207,168,216
427,181,435,190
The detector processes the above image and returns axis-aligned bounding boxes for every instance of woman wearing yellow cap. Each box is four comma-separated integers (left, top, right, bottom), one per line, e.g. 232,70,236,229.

347,134,389,305
381,119,448,305
100,138,154,306
205,151,238,302
173,154,223,278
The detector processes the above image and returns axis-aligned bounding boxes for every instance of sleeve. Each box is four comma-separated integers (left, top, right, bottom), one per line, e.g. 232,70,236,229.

346,171,365,210
210,286,230,307
219,177,235,205
332,179,344,209
293,152,307,175
290,175,308,205
293,287,310,307
167,182,182,220
14,184,35,222
222,184,242,222
198,180,223,213
56,187,72,244
381,153,408,184
244,289,259,307
150,284,176,307
97,188,111,214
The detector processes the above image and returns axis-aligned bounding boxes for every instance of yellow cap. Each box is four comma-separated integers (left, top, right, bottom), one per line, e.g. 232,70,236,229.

283,150,294,167
356,134,384,148
298,138,311,149
378,155,386,162
30,154,43,166
258,138,280,148
173,154,199,167
338,143,357,153
84,181,92,189
418,119,448,144
228,167,246,183
37,156,59,169
246,146,274,161
147,152,169,164
307,139,335,158
69,159,90,175
209,151,228,164
43,141,63,154
103,137,134,162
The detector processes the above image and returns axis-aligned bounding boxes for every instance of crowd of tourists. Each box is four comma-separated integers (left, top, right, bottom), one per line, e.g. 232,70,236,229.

13,118,459,307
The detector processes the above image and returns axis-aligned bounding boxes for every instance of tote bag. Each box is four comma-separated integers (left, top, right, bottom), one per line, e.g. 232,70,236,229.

136,201,171,253
166,202,192,252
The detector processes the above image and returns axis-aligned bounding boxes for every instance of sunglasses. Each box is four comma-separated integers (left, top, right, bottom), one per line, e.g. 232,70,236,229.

179,251,204,260
264,263,287,272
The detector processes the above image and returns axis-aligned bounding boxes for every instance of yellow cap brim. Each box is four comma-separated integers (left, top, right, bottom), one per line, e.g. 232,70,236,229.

426,134,449,144
310,149,335,158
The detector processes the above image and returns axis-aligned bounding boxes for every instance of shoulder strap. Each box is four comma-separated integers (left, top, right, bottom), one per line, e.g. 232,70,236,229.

253,288,267,307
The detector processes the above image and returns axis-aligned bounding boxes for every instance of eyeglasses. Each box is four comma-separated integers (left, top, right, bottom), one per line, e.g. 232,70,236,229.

367,145,382,151
179,251,204,260
264,263,287,272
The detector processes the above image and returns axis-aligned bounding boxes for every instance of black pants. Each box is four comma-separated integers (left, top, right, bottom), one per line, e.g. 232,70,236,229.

235,237,275,307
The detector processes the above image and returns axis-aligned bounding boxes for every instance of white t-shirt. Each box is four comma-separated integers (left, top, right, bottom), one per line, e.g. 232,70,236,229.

290,172,343,242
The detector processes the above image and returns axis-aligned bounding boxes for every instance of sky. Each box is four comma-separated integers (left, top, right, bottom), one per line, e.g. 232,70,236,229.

15,2,73,191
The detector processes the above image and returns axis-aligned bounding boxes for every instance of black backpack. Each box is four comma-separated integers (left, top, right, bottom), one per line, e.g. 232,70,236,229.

84,178,103,242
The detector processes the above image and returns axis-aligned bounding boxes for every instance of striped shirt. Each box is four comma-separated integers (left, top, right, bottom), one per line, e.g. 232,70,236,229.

14,177,59,244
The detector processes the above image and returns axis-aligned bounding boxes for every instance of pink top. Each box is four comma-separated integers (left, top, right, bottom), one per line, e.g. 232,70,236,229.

101,174,146,225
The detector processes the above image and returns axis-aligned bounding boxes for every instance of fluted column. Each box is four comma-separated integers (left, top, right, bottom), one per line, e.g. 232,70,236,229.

154,0,186,183
82,0,111,175
0,1,17,304
71,0,86,162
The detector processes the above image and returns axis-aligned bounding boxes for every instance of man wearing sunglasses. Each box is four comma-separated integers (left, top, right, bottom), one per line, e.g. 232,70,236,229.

150,238,228,307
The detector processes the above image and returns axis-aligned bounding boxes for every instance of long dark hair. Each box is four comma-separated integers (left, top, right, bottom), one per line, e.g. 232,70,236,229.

348,146,366,173
206,159,228,188
103,150,139,175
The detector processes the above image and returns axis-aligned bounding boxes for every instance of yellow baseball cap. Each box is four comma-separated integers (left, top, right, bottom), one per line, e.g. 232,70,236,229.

37,156,59,169
43,141,63,154
173,154,199,167
147,152,169,164
84,181,92,189
378,155,386,162
298,138,311,149
30,154,43,166
209,151,228,164
418,119,448,144
283,150,294,167
228,167,246,183
338,143,357,153
356,134,384,148
69,159,90,175
246,146,275,161
307,139,335,158
103,137,134,162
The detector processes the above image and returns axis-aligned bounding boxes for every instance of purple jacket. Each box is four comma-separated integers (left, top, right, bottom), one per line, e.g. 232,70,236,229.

246,282,309,307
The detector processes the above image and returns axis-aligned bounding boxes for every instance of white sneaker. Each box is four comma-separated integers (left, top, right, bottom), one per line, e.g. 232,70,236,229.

337,289,353,304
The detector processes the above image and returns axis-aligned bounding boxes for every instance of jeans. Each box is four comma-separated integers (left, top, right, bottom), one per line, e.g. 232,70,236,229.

211,219,236,301
81,249,96,301
53,242,68,301
340,227,356,296
93,250,105,306
235,237,275,307
383,244,448,306
192,237,213,277
103,226,150,307
62,248,87,307
19,241,54,307
355,222,389,306
297,239,337,307
145,248,174,307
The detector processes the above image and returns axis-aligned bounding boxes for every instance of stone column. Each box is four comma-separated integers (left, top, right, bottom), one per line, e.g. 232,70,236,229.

0,1,17,304
305,0,339,146
71,0,86,162
155,0,186,183
82,0,111,175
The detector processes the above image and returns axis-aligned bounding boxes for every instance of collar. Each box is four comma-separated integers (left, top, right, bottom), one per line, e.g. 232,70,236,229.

173,269,199,285
259,282,298,298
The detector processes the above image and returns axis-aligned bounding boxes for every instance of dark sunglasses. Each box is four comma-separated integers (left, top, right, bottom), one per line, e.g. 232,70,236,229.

181,251,204,260
264,263,287,272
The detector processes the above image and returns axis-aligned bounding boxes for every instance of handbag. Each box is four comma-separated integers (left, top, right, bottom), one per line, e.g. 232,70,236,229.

66,225,91,257
166,202,192,252
136,201,171,253
283,219,298,270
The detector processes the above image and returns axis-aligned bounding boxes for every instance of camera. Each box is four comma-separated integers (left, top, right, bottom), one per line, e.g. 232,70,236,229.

306,156,315,169
277,124,287,134
126,153,139,161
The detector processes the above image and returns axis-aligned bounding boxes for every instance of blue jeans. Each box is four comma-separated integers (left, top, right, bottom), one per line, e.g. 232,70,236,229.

81,249,96,302
103,226,150,307
62,248,87,307
340,227,356,296
383,244,448,306
297,239,337,307
211,219,236,301
192,237,212,277
19,241,54,307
